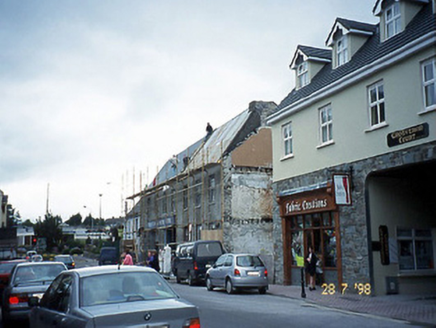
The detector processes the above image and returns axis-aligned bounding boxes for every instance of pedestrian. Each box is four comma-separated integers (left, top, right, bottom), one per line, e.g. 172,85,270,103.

123,249,134,265
305,246,317,291
146,250,160,272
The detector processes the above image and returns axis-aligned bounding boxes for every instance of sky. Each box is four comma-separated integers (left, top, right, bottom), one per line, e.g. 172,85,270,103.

0,0,378,222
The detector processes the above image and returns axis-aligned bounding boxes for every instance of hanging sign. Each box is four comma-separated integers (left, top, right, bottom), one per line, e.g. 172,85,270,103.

333,174,352,205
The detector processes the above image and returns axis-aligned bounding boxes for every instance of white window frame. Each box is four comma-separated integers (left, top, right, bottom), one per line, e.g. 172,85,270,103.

282,122,293,159
297,62,308,88
385,2,401,39
421,57,436,112
367,81,386,128
397,228,434,272
337,35,348,67
319,104,333,146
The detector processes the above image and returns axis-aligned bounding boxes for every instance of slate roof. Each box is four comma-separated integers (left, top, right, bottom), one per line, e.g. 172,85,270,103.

298,45,332,61
272,3,435,116
335,17,377,33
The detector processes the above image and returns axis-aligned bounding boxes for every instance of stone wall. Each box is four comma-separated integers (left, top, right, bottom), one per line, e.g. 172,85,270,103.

272,142,436,285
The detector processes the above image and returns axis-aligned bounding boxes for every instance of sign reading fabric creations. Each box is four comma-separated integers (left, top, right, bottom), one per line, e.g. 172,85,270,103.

279,189,336,216
387,123,429,147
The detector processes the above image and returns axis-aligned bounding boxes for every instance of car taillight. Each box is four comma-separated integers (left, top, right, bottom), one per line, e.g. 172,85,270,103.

264,269,268,277
183,318,201,328
194,261,198,271
234,269,241,276
9,295,28,305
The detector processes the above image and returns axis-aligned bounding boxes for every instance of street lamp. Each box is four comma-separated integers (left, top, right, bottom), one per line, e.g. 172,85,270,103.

99,193,103,221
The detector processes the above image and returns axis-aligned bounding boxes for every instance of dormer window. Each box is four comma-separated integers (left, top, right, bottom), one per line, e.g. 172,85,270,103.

297,62,309,88
385,2,401,39
337,36,348,66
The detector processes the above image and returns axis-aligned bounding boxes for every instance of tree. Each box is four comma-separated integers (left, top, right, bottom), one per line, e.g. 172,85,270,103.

65,213,82,226
83,214,96,228
34,214,63,251
22,219,34,227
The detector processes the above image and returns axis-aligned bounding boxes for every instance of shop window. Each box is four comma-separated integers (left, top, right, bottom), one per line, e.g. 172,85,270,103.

397,228,434,271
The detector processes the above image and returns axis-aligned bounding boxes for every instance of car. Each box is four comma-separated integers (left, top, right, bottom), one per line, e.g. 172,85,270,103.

54,255,75,269
1,261,67,327
0,259,27,298
28,265,201,328
172,240,225,286
206,253,269,294
26,250,37,260
98,246,119,265
31,254,44,262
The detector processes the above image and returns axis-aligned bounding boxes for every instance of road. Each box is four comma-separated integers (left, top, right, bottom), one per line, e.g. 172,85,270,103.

170,282,421,328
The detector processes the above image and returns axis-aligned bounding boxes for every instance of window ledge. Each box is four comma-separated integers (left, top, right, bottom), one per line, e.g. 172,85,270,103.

365,122,389,133
280,154,294,161
418,106,436,115
317,140,335,149
397,270,436,278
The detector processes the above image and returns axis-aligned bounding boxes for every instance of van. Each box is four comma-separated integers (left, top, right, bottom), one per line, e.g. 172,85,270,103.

98,247,119,265
172,240,225,286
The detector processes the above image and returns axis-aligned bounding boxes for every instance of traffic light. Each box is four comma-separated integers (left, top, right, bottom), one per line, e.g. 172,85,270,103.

32,237,37,246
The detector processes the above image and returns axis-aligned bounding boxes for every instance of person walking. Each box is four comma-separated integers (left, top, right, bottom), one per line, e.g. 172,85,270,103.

305,246,317,291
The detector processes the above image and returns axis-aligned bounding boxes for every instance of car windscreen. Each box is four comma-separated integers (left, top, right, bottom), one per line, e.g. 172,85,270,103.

196,243,223,258
13,264,65,285
236,256,264,267
55,257,72,264
81,272,177,307
100,249,116,258
0,263,18,274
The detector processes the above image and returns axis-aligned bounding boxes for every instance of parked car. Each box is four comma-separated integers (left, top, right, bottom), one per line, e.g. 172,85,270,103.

206,253,268,294
172,240,225,286
0,259,27,298
30,254,44,262
28,265,201,328
54,255,75,269
98,246,119,265
1,261,67,327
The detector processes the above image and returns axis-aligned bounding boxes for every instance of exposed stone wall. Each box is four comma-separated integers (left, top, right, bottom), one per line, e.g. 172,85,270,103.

272,142,436,285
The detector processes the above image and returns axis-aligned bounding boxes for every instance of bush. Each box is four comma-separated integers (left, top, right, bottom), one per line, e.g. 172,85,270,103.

70,247,83,255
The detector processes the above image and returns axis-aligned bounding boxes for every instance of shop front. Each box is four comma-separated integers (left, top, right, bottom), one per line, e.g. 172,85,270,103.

278,182,342,287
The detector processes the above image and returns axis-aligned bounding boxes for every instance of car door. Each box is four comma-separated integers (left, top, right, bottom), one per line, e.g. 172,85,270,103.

32,274,86,328
211,255,227,287
223,255,234,282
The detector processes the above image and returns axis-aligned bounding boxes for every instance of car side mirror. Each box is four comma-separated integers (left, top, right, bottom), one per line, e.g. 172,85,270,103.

213,264,217,268
28,296,40,307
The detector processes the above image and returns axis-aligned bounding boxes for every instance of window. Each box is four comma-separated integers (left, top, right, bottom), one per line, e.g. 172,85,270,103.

385,2,401,39
337,36,348,66
319,104,333,144
183,189,188,210
195,179,201,207
282,122,293,157
208,175,216,203
422,57,436,110
397,228,434,271
368,81,386,127
297,61,308,88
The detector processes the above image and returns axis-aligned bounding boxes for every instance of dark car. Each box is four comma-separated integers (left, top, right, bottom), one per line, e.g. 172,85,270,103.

54,255,75,269
206,253,268,294
1,261,67,327
28,265,201,328
172,240,225,286
98,247,119,265
0,260,27,298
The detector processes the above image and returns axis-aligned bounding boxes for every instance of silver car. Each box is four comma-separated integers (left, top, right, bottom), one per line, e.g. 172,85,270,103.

1,261,67,327
29,265,201,328
206,254,268,294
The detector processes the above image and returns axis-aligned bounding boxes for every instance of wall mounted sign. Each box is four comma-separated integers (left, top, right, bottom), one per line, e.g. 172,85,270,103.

387,123,429,147
279,188,336,216
333,174,352,205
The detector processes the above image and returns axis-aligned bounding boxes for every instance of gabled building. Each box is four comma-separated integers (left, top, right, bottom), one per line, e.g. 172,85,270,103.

268,0,435,295
127,101,277,268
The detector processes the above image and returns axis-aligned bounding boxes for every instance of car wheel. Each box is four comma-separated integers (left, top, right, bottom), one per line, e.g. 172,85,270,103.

1,309,11,328
225,278,235,294
206,277,214,291
188,272,196,286
259,287,267,294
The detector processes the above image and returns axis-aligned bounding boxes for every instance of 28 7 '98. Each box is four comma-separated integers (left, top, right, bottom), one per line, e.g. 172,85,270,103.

321,283,371,295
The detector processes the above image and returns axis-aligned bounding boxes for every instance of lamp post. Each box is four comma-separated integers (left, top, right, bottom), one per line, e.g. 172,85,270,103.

99,193,103,221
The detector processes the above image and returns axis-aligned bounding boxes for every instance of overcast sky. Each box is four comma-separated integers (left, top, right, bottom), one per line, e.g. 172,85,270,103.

0,0,377,222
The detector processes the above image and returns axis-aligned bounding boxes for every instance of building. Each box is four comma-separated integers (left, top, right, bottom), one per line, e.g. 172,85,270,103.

126,101,277,268
1,190,8,228
267,0,435,295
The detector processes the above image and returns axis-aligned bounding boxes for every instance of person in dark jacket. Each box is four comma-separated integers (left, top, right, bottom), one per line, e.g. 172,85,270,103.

305,246,317,291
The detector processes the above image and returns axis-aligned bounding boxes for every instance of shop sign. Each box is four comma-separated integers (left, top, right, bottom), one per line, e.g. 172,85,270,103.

158,217,175,228
333,174,352,205
387,123,429,147
280,191,336,216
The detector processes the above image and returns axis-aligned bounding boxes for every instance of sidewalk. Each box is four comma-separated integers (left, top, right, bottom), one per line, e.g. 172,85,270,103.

268,284,436,326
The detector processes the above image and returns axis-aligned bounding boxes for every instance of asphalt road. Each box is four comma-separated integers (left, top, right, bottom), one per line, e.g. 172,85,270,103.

170,282,421,328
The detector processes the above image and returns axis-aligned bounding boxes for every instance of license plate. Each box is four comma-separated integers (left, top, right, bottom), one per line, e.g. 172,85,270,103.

247,271,260,277
32,293,44,299
143,325,169,328
205,264,211,269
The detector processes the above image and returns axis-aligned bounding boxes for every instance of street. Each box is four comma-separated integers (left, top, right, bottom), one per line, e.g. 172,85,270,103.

170,283,422,328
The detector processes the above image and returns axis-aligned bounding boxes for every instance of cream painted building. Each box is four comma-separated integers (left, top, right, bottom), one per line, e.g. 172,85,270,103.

268,0,436,295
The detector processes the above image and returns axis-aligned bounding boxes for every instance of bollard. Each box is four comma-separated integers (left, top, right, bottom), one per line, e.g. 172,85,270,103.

301,267,306,298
